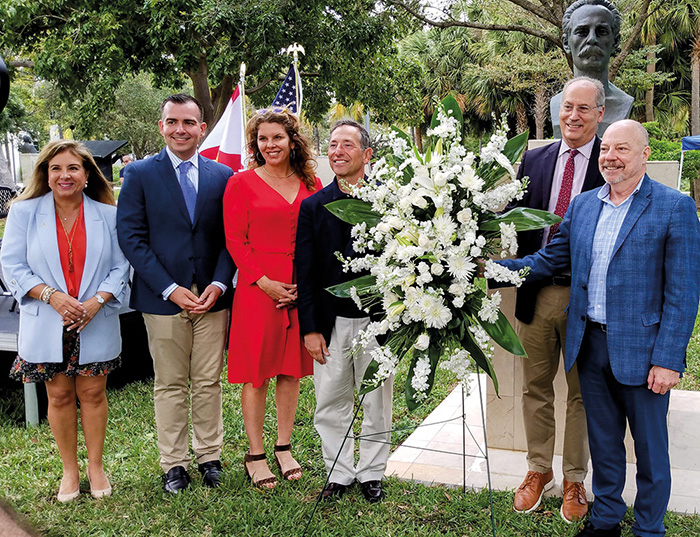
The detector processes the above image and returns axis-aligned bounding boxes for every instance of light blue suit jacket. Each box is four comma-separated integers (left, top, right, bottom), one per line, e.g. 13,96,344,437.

499,176,700,385
1,193,130,364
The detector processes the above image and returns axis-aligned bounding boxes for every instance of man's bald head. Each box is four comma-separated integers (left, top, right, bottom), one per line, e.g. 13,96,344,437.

599,120,651,187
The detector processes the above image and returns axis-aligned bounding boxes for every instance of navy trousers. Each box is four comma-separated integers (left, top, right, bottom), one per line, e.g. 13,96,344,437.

577,323,671,537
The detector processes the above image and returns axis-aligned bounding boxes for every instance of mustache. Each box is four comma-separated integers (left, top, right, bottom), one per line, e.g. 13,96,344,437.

578,46,605,57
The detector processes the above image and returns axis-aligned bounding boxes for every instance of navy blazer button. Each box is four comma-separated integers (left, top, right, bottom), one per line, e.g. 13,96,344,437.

582,284,587,290
580,315,585,321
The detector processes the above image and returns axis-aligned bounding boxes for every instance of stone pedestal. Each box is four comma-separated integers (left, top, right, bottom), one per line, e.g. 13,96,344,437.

485,287,637,464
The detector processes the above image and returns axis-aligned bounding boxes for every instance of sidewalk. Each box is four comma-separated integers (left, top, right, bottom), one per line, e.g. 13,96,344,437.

386,374,700,514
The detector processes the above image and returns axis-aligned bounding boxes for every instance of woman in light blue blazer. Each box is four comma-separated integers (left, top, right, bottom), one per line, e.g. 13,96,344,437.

1,140,129,502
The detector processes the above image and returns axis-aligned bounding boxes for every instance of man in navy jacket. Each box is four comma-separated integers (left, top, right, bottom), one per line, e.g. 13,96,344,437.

117,94,233,493
296,120,392,503
509,77,605,522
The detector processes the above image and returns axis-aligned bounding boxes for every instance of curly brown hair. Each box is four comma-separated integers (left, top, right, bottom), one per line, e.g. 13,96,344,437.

246,110,317,192
16,140,115,206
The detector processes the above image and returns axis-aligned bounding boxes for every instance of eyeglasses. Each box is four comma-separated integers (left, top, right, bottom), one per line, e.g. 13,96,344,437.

561,104,602,115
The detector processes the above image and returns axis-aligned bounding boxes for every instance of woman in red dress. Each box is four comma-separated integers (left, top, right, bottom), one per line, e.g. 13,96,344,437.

224,110,321,488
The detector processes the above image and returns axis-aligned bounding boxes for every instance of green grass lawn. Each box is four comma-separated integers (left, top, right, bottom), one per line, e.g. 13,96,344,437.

1,364,700,537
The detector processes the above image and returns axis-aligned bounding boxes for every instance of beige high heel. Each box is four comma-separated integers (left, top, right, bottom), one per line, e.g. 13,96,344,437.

57,474,80,503
88,469,112,499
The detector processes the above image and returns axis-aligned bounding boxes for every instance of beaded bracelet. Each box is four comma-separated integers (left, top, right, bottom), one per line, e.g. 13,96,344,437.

41,286,57,304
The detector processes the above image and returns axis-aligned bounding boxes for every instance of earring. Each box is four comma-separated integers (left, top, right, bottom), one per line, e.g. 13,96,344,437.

84,180,88,189
256,151,264,163
290,148,296,161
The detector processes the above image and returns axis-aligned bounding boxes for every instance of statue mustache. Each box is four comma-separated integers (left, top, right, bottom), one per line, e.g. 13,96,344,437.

578,46,605,58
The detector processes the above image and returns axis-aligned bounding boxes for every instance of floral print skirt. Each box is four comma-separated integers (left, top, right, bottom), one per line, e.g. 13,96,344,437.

9,328,121,383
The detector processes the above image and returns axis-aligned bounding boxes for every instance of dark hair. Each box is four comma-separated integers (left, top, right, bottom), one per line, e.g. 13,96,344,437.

246,110,317,192
330,119,371,151
562,0,621,52
160,94,204,123
16,140,115,206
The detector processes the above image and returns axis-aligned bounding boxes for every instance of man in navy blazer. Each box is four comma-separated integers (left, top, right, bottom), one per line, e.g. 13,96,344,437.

497,120,700,537
508,77,606,522
117,94,234,493
296,120,392,503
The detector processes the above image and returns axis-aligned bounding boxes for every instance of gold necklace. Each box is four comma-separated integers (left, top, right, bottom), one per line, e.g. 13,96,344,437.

56,209,80,273
261,166,295,179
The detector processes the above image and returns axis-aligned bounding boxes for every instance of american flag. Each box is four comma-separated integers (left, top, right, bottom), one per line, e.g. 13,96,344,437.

270,65,302,114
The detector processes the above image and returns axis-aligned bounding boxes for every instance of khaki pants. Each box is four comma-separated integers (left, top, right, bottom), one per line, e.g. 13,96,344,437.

313,317,394,485
517,285,589,482
144,307,228,472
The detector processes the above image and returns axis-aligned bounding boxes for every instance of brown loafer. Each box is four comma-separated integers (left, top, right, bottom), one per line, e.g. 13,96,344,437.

513,470,554,513
561,479,588,523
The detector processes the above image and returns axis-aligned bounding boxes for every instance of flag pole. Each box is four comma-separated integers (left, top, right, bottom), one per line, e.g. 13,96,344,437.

285,43,305,115
239,62,248,168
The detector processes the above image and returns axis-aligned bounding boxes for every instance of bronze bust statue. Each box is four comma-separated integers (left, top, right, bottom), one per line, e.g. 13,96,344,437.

550,0,633,137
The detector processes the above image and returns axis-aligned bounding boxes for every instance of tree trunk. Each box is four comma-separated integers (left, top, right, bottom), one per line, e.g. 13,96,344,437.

691,35,700,136
646,36,656,123
533,86,548,139
516,101,528,134
189,56,214,127
415,124,423,152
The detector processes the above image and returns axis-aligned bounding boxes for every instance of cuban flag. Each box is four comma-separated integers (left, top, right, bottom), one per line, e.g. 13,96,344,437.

200,84,246,172
270,65,302,114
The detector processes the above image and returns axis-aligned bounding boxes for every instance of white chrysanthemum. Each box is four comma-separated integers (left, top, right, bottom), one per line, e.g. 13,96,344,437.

433,214,457,242
423,295,452,329
447,254,476,281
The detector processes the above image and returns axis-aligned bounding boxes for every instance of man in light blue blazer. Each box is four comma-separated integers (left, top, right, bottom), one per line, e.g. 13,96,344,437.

497,120,700,537
117,94,234,493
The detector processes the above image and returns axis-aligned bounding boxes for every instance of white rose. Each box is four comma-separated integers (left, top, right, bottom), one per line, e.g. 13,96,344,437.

431,263,444,276
414,333,430,351
388,216,403,229
376,222,391,234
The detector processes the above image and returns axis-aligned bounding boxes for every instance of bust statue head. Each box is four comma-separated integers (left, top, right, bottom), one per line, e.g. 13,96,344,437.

550,0,632,137
562,0,621,79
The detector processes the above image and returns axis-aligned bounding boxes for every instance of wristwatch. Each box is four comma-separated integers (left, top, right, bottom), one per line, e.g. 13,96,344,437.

94,294,105,306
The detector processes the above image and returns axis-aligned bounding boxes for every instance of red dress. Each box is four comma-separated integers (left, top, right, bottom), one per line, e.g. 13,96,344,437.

223,168,321,387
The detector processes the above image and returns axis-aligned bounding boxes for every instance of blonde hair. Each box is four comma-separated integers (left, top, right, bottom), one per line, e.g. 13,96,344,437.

16,140,115,206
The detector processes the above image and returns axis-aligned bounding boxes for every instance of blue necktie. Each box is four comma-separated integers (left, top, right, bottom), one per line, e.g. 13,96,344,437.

178,161,196,221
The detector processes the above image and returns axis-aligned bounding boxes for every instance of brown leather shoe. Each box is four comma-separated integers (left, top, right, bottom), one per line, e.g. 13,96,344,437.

513,470,554,513
561,479,588,523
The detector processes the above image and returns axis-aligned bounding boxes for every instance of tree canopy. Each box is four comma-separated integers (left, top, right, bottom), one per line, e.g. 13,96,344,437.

0,0,423,134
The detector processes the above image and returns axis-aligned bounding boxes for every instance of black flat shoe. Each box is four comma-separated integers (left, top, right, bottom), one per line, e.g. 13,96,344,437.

320,482,350,501
163,465,190,494
359,480,385,503
198,460,222,488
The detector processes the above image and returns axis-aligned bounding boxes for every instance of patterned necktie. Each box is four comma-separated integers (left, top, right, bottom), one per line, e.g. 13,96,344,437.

178,160,196,221
548,148,578,243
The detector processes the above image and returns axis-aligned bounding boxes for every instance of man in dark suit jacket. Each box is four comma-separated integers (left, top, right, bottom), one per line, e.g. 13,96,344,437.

498,119,700,537
117,94,234,493
508,77,606,523
296,119,392,504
